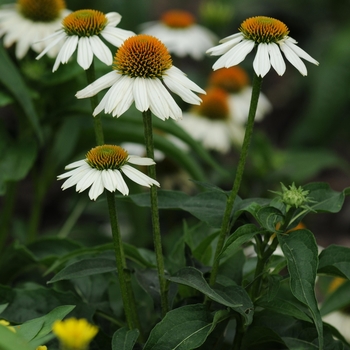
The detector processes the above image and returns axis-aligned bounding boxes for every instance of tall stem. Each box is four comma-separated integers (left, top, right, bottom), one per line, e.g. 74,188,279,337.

209,74,263,289
142,109,168,316
106,191,139,330
85,63,140,331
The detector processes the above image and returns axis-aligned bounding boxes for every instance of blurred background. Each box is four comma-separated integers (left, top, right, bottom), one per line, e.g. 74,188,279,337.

1,0,350,250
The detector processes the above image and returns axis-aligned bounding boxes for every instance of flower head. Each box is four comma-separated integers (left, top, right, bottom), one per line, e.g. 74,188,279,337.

0,319,16,333
58,145,160,200
208,66,272,124
52,318,98,350
76,34,205,120
36,346,47,350
179,87,243,153
140,9,218,60
36,9,135,72
206,16,319,77
0,0,70,59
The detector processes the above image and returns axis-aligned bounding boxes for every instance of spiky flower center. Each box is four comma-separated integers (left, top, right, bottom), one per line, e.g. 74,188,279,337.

62,9,107,37
113,34,172,79
239,16,289,43
86,145,128,170
194,88,229,120
161,10,195,28
18,0,65,22
209,67,249,93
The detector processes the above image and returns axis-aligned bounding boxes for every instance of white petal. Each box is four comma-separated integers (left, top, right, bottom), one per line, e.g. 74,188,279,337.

35,31,66,59
77,37,93,70
105,12,122,26
101,27,135,47
206,33,243,55
212,39,255,70
88,174,104,200
127,155,155,166
113,170,129,195
89,35,113,66
268,42,286,76
64,159,87,170
101,169,117,192
279,41,308,76
75,168,99,192
76,71,121,99
60,167,91,190
283,37,319,65
52,35,78,72
121,164,160,187
148,79,182,120
253,43,271,77
133,77,149,111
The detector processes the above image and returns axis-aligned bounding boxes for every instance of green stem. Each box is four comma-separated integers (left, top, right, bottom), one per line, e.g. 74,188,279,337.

86,63,141,333
85,63,104,145
106,191,140,330
142,109,168,317
208,74,263,289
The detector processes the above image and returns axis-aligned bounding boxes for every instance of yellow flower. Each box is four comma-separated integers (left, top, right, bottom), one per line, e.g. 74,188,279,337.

36,346,48,350
0,319,16,333
52,318,98,350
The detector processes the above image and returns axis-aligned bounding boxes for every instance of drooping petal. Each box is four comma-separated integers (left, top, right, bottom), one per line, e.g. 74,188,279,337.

268,42,286,76
75,168,99,192
101,169,117,192
77,36,93,70
113,170,129,195
88,174,104,200
35,31,66,59
76,71,121,99
279,41,308,76
52,35,78,72
283,37,319,65
212,39,255,70
253,43,271,77
101,27,135,47
64,159,87,170
89,35,113,66
144,79,169,120
121,164,160,187
133,77,149,112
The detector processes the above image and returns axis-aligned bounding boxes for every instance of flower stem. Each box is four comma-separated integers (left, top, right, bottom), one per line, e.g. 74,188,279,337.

142,109,168,317
106,191,140,330
208,73,263,289
85,63,104,145
85,62,140,332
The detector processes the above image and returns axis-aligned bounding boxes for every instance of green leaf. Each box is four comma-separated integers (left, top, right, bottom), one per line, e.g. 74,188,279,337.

318,244,350,279
112,327,139,350
0,326,35,350
168,267,242,308
256,206,284,232
277,229,324,349
0,45,42,142
143,304,228,350
218,224,263,262
48,257,117,283
304,182,350,213
17,305,75,345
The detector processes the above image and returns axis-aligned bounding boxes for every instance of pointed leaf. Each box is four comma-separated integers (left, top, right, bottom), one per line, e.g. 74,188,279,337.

0,326,35,350
278,229,323,349
318,244,350,279
143,304,228,350
168,267,242,308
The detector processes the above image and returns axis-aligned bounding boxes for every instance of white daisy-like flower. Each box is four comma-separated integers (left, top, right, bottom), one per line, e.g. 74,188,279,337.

75,34,205,121
140,9,218,60
0,0,70,59
36,9,135,72
57,144,160,200
208,66,272,124
179,87,243,153
206,16,319,77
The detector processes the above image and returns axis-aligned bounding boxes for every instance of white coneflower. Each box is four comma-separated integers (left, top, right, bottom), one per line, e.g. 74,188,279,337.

36,9,135,71
207,16,319,77
76,34,205,121
140,9,217,60
58,145,160,200
0,0,70,59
